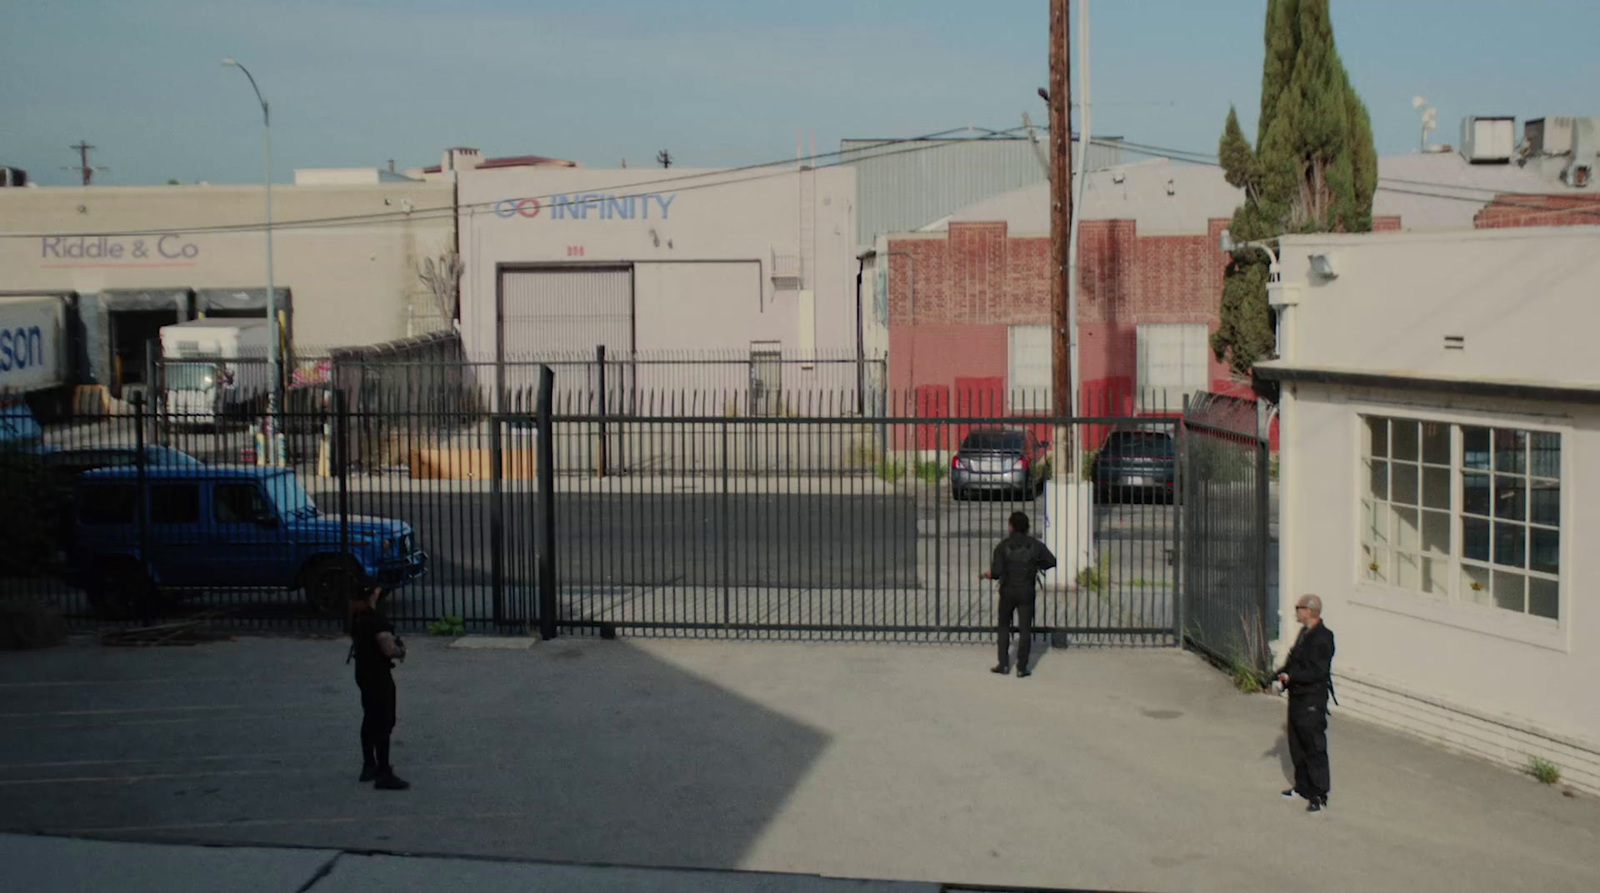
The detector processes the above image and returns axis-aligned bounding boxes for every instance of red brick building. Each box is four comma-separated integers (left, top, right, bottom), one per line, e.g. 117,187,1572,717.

874,152,1585,452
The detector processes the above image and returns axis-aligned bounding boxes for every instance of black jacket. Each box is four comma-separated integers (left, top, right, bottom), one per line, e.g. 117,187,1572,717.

990,533,1058,600
1278,622,1335,701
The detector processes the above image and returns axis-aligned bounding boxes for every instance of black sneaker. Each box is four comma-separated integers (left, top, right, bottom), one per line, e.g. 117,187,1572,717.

991,664,1010,675
1306,798,1325,813
373,772,410,791
1016,666,1032,678
1281,789,1297,799
359,764,378,783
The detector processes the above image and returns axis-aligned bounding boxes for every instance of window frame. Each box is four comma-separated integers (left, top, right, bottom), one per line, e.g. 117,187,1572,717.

213,482,273,525
1353,408,1566,642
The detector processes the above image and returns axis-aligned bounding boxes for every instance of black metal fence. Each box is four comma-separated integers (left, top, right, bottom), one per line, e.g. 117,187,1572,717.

1180,392,1276,671
1,381,1211,647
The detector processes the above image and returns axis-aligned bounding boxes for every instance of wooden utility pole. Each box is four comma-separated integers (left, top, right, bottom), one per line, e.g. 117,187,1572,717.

68,140,99,186
1048,0,1074,425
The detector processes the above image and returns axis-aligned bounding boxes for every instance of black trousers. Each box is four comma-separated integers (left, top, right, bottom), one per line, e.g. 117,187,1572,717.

996,593,1036,669
357,671,397,771
1287,696,1330,800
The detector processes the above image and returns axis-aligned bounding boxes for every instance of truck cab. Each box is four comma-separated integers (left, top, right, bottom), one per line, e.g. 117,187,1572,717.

159,318,271,426
70,465,426,619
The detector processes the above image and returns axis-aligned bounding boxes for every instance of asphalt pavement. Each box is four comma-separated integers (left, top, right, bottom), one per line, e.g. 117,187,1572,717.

2,636,1594,893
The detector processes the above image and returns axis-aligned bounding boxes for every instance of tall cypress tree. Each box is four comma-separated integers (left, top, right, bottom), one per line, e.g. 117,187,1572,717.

1212,0,1376,379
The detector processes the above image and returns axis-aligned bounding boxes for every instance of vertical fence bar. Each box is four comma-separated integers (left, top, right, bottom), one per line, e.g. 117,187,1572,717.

934,417,943,623
537,364,558,640
490,405,506,628
1174,395,1187,646
596,344,608,479
720,418,731,632
336,389,349,558
1255,426,1271,666
133,397,148,592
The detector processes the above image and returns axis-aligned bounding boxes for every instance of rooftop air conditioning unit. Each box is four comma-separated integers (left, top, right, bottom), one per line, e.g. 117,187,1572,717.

1564,118,1597,188
1460,116,1515,164
1525,117,1575,156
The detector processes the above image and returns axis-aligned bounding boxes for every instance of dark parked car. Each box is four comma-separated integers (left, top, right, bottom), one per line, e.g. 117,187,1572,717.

1091,428,1177,503
951,427,1051,500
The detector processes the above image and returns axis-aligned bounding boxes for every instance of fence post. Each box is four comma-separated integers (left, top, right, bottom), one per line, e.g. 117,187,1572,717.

143,340,159,448
537,364,559,639
1255,402,1272,665
720,418,731,631
1175,394,1188,648
133,394,148,558
335,389,349,558
934,418,943,625
596,344,608,478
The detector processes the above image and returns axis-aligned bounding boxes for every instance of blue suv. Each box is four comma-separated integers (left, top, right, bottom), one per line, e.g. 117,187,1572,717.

70,466,426,619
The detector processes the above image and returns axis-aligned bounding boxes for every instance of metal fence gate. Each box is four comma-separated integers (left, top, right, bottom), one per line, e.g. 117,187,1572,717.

1180,392,1275,669
11,372,1272,650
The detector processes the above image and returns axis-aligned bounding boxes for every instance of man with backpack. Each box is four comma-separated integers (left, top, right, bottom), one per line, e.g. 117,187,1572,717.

980,511,1057,678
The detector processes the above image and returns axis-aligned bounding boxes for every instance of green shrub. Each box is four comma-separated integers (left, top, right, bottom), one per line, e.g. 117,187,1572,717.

914,460,945,484
427,615,466,637
875,460,906,484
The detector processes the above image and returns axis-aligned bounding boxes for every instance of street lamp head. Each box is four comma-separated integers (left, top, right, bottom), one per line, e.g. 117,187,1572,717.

1219,228,1236,253
221,57,237,67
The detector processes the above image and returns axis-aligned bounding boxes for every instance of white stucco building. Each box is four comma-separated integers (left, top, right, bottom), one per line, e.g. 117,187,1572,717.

0,179,454,397
1258,226,1600,793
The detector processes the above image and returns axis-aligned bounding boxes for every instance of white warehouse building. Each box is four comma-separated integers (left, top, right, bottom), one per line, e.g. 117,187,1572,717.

451,152,859,410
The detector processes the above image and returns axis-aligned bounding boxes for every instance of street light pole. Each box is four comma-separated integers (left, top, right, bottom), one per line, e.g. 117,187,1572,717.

223,58,282,464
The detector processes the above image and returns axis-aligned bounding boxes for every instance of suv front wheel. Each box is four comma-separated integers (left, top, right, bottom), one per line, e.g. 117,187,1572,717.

302,557,363,618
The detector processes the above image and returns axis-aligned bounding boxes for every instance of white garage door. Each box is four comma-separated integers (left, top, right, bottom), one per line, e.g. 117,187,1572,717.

499,267,633,360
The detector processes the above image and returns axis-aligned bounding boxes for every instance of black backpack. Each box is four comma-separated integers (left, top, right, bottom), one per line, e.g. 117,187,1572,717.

1001,538,1038,586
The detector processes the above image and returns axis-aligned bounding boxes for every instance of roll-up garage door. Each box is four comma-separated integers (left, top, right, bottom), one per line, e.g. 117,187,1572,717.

498,266,634,410
499,266,633,360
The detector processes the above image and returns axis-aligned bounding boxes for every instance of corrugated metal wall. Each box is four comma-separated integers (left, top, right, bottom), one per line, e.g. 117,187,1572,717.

839,136,1123,248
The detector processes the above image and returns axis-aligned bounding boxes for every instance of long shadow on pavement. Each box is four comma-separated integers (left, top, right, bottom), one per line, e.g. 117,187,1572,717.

0,636,831,870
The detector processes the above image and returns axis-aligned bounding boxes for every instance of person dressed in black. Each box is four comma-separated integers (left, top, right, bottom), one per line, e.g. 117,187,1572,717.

1274,593,1336,812
349,586,409,790
980,511,1057,678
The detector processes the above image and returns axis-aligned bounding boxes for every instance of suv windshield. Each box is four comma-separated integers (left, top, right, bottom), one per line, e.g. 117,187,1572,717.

962,430,1025,451
264,471,318,517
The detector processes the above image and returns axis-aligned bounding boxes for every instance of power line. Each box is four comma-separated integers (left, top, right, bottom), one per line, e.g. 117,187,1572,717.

1088,135,1600,222
0,124,1032,240
8,128,1598,240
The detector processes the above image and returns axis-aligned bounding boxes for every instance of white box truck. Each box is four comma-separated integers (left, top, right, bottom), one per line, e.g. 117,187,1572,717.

0,296,68,397
159,319,271,426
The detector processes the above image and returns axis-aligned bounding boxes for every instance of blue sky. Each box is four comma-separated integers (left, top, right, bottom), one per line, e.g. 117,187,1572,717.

3,0,1597,186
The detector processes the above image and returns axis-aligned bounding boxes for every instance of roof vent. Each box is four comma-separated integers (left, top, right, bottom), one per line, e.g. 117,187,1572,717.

1460,116,1515,164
